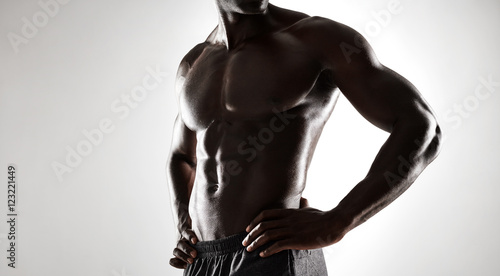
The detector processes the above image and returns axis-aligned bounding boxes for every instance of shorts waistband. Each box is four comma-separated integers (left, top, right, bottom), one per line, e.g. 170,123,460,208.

192,231,248,258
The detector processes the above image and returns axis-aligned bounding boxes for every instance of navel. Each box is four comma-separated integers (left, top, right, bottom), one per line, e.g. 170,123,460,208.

208,184,219,194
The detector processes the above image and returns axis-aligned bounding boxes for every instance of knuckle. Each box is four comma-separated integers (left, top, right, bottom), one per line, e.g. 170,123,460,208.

181,229,192,238
257,221,270,231
260,221,269,229
255,223,263,231
261,210,271,218
173,248,187,260
177,242,187,251
253,237,263,246
258,236,268,245
266,229,278,239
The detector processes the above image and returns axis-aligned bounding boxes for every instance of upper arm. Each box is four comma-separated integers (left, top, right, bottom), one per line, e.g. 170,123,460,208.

308,17,437,132
169,114,197,166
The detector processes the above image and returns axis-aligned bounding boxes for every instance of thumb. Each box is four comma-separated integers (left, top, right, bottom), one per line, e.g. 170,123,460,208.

299,197,309,208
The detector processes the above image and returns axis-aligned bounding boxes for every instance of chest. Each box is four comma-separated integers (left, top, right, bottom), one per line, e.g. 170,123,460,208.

179,35,322,130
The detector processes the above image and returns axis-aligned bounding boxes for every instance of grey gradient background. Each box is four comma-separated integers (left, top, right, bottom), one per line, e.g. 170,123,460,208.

0,0,499,275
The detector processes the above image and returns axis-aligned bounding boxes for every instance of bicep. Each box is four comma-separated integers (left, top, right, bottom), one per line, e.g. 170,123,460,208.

330,29,435,132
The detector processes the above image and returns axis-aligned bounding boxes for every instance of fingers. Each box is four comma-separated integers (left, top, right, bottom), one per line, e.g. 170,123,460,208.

171,239,197,270
246,209,289,232
169,257,188,269
170,229,199,269
243,220,281,246
177,239,197,259
173,247,194,265
183,229,199,245
259,240,288,258
245,229,284,253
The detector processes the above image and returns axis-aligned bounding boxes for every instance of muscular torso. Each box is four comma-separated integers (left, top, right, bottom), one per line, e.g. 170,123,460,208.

178,14,340,241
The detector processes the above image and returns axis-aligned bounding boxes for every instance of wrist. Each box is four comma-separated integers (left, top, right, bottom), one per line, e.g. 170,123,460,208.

325,207,355,235
176,217,193,234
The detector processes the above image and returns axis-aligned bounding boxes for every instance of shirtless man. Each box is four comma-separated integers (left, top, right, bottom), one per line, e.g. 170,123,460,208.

167,1,441,275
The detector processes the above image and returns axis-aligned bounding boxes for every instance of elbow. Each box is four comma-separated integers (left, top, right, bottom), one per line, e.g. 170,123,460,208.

168,152,197,169
401,111,443,162
428,122,442,162
417,115,442,162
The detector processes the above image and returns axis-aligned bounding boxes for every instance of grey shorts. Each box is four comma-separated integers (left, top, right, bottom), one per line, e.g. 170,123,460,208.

184,231,328,276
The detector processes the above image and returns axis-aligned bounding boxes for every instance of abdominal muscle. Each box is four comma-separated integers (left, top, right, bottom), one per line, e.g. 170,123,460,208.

188,117,311,241
189,177,303,241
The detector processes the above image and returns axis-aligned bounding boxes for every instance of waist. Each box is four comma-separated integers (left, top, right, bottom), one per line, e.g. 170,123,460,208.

191,231,248,258
189,184,301,241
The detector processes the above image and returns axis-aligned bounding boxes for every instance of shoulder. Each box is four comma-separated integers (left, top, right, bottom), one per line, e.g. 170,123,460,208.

267,7,362,52
290,16,363,46
289,16,379,69
177,42,209,77
175,42,210,97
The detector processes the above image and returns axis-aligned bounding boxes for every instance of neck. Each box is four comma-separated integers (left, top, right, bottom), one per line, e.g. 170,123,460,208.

214,4,275,50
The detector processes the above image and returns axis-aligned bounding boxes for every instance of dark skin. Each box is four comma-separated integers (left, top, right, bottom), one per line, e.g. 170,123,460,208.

167,1,441,269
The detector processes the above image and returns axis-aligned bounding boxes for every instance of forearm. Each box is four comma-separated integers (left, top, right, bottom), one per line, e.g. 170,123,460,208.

167,153,196,234
332,116,442,231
